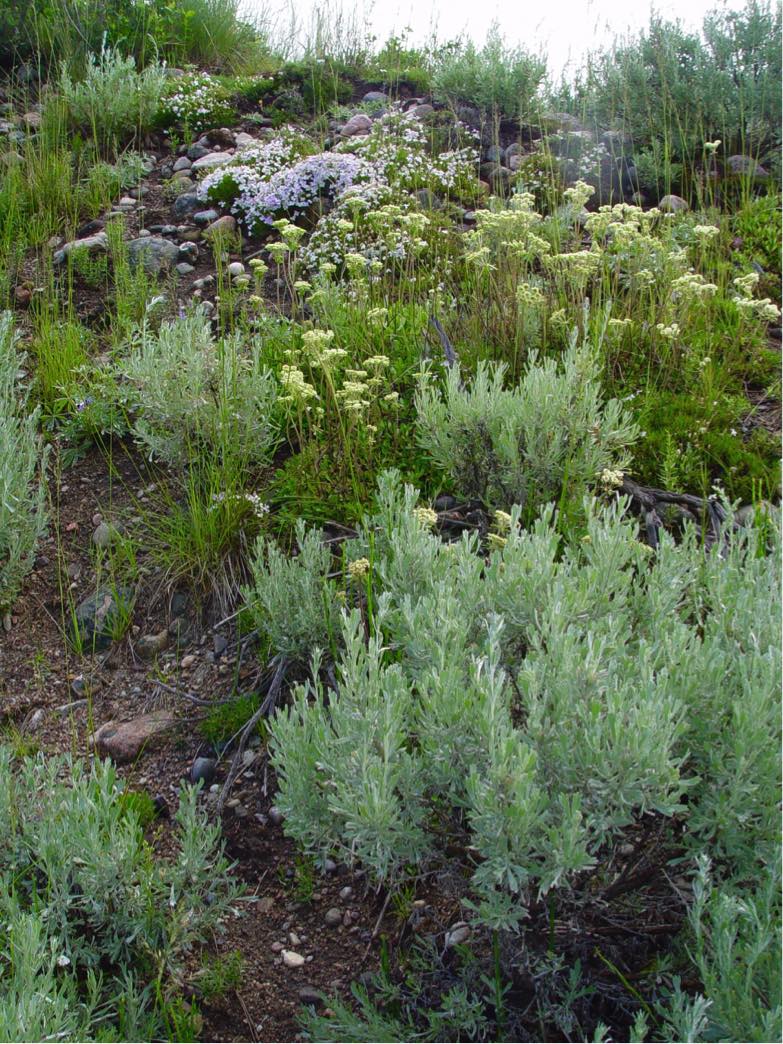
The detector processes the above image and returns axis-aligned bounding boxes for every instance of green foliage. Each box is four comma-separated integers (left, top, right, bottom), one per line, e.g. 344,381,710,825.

269,471,779,953
244,520,341,664
415,318,638,514
121,308,279,469
557,2,782,197
0,746,237,1041
57,45,166,155
195,949,244,1002
0,313,49,611
157,71,235,135
432,25,547,120
200,693,264,746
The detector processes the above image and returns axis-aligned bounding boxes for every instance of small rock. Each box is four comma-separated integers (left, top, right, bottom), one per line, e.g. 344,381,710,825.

202,127,236,149
173,155,192,172
409,103,434,118
268,805,284,826
13,286,31,307
324,908,342,927
362,91,387,103
191,151,233,173
53,231,110,266
658,194,689,214
92,521,118,548
340,113,372,137
73,586,135,650
187,144,211,161
323,858,337,874
176,262,195,275
445,923,471,947
136,630,169,659
180,654,196,668
339,886,353,902
172,193,201,219
194,208,220,226
204,215,237,238
94,711,175,764
282,950,305,969
726,154,769,180
258,896,275,914
298,986,323,1007
235,132,255,148
126,236,179,274
227,261,245,276
22,111,42,129
178,241,198,258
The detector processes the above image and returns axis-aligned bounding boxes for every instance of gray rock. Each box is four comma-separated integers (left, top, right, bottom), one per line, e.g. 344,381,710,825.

339,886,353,901
172,193,201,218
53,231,110,266
658,194,689,214
191,151,233,172
235,132,255,148
725,154,769,180
173,155,192,172
414,188,441,210
22,111,42,129
194,208,220,225
445,923,471,947
362,91,387,103
137,630,169,659
201,127,236,149
540,111,582,133
410,103,434,118
484,144,503,164
479,163,511,193
178,241,198,258
191,756,217,785
298,986,324,1007
340,113,372,137
227,261,245,276
73,586,135,650
127,236,179,274
204,215,238,238
187,143,211,161
282,950,305,969
268,805,284,826
92,521,119,548
176,262,195,275
324,907,342,927
504,142,523,163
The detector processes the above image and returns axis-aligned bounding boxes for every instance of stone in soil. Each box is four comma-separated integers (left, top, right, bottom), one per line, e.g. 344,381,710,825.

298,986,324,1007
92,521,119,548
658,194,689,213
204,215,237,238
191,151,233,172
126,236,179,274
172,193,201,218
194,209,219,225
136,630,169,659
72,585,135,651
94,710,175,764
340,113,372,137
324,908,342,927
52,231,109,266
282,950,305,969
173,155,192,172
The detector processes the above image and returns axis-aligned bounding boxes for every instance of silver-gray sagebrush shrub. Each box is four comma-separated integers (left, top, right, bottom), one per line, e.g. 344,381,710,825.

122,307,279,469
267,473,780,946
0,312,49,612
0,747,238,1041
414,317,637,513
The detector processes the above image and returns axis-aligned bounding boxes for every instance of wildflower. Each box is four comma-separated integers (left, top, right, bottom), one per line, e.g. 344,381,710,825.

383,391,399,404
599,468,624,490
413,506,438,530
494,510,513,533
487,533,507,551
733,272,760,297
366,307,388,325
293,280,311,293
57,954,71,968
347,557,370,581
703,139,721,152
267,242,289,263
656,323,680,340
693,224,720,240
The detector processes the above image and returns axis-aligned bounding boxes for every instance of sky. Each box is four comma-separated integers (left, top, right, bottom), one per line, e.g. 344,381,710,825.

253,0,751,79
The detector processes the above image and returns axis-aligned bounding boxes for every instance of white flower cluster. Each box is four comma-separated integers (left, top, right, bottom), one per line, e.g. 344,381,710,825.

162,72,230,132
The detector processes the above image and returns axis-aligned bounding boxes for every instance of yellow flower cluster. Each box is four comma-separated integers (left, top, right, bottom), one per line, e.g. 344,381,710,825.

279,365,318,406
347,557,370,580
413,506,438,530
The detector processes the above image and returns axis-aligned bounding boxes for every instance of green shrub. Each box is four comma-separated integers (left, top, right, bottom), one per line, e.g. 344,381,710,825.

432,25,547,121
414,319,637,514
57,45,166,155
157,71,235,135
121,308,279,469
0,313,49,612
0,745,238,1040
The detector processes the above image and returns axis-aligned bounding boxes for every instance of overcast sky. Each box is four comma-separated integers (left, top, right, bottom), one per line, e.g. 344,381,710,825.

255,0,751,79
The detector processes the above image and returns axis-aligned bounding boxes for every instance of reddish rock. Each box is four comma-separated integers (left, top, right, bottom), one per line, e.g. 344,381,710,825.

94,710,175,764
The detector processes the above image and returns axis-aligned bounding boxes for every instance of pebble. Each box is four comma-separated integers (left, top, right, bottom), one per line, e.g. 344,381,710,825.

323,858,337,874
324,908,342,927
282,950,305,969
339,886,353,901
268,806,284,826
271,941,284,953
445,923,471,947
194,209,220,226
173,155,192,172
92,521,118,548
136,630,169,659
289,931,301,946
190,757,216,786
176,262,195,275
227,261,245,276
180,654,196,668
